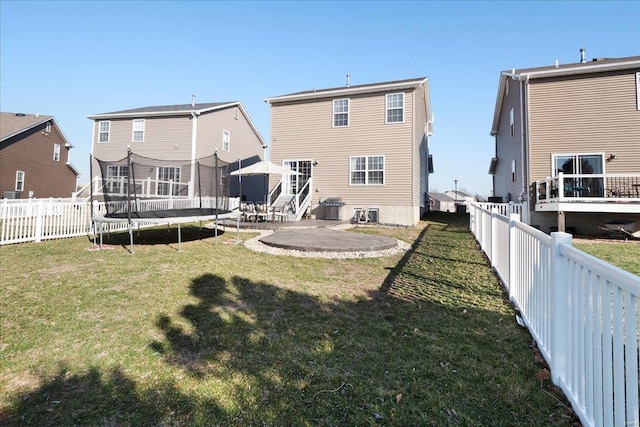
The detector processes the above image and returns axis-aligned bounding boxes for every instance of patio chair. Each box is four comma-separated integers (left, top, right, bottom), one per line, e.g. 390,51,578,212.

240,202,257,222
269,201,291,222
254,203,269,222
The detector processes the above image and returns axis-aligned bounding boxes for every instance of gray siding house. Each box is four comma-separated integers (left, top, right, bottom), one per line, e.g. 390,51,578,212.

490,54,640,234
429,192,456,213
265,77,433,226
87,101,267,202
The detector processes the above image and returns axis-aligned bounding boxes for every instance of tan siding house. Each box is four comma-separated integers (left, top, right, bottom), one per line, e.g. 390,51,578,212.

0,112,79,199
490,55,640,234
265,77,433,226
88,102,266,201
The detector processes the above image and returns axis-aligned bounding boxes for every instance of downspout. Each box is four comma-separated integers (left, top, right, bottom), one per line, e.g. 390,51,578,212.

519,76,527,203
190,111,199,198
90,120,96,194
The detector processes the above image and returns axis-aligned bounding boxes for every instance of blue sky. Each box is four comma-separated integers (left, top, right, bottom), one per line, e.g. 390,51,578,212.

1,1,639,197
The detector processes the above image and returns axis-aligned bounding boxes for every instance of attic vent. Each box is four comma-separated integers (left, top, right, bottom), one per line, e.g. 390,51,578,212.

15,113,26,117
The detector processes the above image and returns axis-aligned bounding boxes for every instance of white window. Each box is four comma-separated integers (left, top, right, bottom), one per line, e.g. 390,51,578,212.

386,93,404,123
98,121,110,143
15,171,25,191
350,155,384,185
157,166,181,196
553,153,605,197
106,165,128,194
132,119,145,142
222,130,230,152
53,143,61,161
509,108,515,137
45,122,51,133
333,98,349,127
511,159,516,183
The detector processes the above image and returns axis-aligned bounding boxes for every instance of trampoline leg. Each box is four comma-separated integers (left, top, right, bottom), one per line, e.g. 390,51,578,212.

99,222,104,249
129,223,134,254
177,223,182,252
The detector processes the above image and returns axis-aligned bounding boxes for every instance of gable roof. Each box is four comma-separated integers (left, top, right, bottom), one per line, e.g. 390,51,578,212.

490,55,640,136
264,77,429,104
87,101,267,148
1,112,53,141
87,102,237,119
1,112,74,149
429,192,455,202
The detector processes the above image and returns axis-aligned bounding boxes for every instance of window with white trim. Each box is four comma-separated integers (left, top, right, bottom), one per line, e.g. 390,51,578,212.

15,171,25,191
511,159,516,183
509,108,515,137
222,130,230,152
106,165,128,194
98,121,110,143
386,93,404,123
333,98,349,127
157,166,181,196
132,119,145,142
553,153,605,197
350,155,384,185
53,143,61,161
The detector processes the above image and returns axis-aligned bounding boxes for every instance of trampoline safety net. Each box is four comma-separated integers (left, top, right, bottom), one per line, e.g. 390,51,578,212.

92,150,232,219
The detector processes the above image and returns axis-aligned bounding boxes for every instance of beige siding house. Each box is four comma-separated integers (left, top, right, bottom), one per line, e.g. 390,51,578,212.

264,77,433,226
490,54,640,235
87,101,267,201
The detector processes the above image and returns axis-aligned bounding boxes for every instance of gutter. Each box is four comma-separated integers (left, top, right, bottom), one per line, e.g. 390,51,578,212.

86,102,241,120
264,78,428,104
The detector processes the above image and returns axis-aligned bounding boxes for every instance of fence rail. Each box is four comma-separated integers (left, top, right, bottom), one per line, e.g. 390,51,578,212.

1,197,239,245
470,202,640,427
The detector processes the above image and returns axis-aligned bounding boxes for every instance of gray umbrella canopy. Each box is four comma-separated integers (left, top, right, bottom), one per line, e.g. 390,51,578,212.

230,161,300,176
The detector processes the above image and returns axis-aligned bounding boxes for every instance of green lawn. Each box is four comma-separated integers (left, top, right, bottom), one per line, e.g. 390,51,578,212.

0,213,577,426
574,239,640,276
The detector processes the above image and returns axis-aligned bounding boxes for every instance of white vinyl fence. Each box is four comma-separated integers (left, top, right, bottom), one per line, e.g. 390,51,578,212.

1,197,239,245
470,202,640,427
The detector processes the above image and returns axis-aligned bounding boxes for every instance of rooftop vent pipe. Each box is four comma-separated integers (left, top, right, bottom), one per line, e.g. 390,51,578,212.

191,94,196,107
346,74,350,87
580,48,586,63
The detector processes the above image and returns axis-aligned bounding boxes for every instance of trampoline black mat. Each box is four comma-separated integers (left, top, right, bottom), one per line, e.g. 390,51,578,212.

105,208,231,219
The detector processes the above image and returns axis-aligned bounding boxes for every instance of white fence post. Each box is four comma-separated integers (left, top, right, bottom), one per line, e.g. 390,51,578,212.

550,231,572,384
490,208,498,267
507,213,520,295
34,200,45,243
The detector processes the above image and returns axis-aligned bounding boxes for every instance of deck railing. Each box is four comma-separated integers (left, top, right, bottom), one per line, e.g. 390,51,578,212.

470,202,640,427
536,172,640,203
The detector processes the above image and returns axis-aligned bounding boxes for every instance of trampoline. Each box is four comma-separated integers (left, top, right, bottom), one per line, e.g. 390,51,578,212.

91,149,239,253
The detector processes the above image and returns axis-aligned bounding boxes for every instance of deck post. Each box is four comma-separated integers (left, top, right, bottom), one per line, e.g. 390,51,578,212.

557,210,565,233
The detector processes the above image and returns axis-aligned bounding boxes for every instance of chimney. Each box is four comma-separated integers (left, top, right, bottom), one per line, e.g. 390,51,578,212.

346,74,350,87
191,94,196,107
580,48,586,63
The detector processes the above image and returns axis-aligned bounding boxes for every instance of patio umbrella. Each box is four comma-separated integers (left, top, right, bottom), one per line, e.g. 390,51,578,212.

231,160,300,205
230,160,301,177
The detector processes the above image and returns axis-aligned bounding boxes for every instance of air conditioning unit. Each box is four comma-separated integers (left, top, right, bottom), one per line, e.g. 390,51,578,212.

3,191,21,199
